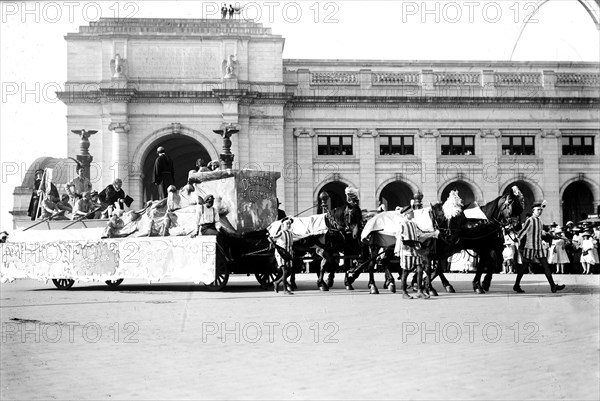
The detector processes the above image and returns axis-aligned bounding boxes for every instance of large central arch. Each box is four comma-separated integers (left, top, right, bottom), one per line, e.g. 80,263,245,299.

510,0,600,59
142,135,212,201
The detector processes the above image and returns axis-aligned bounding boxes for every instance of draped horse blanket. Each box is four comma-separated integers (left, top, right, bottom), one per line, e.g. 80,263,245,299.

267,214,329,242
360,209,437,248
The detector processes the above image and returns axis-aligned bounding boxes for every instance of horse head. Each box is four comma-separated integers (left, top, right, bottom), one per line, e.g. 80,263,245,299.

495,186,524,230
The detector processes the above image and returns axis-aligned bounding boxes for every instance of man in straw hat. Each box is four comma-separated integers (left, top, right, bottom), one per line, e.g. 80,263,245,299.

516,201,565,293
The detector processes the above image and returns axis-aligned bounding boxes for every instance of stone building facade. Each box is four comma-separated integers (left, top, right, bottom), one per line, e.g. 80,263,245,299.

12,18,600,227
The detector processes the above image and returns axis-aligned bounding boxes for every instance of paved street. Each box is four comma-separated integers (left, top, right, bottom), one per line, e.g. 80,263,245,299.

1,273,599,400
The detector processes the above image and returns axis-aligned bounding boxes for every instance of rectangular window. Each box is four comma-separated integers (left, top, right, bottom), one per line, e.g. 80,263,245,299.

441,136,475,156
379,135,415,155
502,136,535,155
562,136,595,155
317,135,353,156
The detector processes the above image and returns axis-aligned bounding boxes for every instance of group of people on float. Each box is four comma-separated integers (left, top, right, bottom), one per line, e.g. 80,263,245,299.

27,165,132,222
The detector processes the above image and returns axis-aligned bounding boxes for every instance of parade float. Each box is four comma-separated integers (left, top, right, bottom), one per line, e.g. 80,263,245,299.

1,126,281,291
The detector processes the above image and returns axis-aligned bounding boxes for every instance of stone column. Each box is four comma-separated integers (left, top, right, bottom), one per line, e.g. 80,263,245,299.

108,122,130,189
418,129,440,203
540,129,562,224
356,129,378,209
479,129,501,202
129,172,144,210
293,128,315,216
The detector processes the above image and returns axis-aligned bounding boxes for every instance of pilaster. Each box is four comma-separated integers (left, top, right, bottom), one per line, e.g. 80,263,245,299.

540,129,562,223
294,128,315,216
356,129,378,209
418,129,440,203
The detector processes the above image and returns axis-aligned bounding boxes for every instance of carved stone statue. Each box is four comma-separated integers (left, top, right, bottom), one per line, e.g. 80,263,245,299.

222,55,237,79
110,54,127,79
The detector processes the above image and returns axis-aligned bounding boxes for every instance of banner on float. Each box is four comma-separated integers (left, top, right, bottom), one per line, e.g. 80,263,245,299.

0,236,217,285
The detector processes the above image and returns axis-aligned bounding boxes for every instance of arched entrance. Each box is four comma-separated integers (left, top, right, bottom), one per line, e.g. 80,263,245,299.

503,181,535,221
379,181,414,211
317,181,347,213
441,181,475,206
142,135,212,201
562,181,595,224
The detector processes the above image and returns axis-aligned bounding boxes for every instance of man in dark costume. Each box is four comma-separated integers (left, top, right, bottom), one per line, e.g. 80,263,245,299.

153,146,175,200
27,169,59,221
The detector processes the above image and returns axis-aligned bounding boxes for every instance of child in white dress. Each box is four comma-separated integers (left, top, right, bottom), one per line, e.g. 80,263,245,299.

580,231,599,274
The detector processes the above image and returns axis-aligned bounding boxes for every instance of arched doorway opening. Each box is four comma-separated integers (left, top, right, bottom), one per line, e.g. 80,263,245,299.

562,181,595,224
379,181,414,211
503,181,535,221
142,135,212,201
317,181,347,213
441,181,475,206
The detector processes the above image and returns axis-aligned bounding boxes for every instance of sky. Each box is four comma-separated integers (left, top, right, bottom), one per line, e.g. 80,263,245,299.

1,0,599,229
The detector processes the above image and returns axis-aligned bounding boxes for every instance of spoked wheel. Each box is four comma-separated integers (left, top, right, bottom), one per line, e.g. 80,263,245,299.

255,271,282,287
52,279,75,290
105,279,124,288
204,245,230,291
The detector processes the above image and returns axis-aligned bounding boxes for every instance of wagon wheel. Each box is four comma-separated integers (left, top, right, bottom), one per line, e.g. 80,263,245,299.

105,279,124,288
52,279,75,290
255,270,282,287
204,245,230,291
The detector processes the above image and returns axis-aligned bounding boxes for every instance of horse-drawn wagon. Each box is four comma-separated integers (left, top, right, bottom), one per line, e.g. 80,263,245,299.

1,169,283,291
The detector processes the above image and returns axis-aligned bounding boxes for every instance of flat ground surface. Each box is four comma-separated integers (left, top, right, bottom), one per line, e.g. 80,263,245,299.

1,273,599,400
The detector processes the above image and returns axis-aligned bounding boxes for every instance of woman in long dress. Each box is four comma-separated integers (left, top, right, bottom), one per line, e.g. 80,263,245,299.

548,228,570,274
580,231,599,274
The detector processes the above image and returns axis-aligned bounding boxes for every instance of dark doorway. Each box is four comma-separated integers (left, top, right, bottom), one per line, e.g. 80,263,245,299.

441,181,475,207
380,181,414,211
142,136,212,201
502,181,535,221
318,181,348,213
562,181,594,224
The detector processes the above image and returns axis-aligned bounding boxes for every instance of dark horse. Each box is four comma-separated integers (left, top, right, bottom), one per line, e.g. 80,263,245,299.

294,191,368,291
428,188,524,294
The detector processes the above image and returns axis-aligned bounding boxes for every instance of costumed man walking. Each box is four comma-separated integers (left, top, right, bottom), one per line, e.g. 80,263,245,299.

153,146,175,200
270,216,295,295
395,205,429,299
515,201,565,293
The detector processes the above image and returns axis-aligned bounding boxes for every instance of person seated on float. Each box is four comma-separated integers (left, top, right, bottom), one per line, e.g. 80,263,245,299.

89,190,103,219
72,191,96,220
99,178,132,217
56,194,73,214
66,165,92,202
192,194,220,236
41,195,68,220
103,209,125,239
196,158,211,173
208,160,220,171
